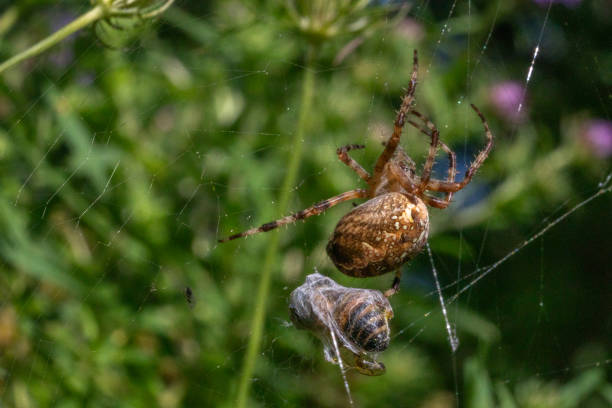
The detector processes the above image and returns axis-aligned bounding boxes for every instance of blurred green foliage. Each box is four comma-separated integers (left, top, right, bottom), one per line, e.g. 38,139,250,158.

0,1,611,407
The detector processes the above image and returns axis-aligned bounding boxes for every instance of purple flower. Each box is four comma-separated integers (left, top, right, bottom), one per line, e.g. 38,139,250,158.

395,19,425,42
533,0,582,8
488,81,527,124
46,10,78,69
77,72,96,86
48,46,74,69
581,120,612,158
49,10,77,33
560,0,582,7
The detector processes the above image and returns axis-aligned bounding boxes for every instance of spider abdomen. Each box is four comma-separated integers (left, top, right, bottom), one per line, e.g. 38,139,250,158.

326,192,429,277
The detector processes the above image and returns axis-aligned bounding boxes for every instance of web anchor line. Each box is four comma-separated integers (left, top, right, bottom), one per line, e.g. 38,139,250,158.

427,243,459,353
329,328,354,407
516,0,553,119
448,173,612,305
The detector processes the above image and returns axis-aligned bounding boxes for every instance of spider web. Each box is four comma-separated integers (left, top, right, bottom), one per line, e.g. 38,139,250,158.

1,0,611,407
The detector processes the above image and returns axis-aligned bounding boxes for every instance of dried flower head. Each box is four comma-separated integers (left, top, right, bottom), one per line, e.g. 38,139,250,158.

93,0,175,47
285,0,407,44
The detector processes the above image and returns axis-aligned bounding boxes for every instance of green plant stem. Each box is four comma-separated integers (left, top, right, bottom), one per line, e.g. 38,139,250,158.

0,5,105,75
235,45,318,408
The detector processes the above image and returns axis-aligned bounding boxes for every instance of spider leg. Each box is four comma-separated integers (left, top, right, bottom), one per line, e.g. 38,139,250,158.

423,104,493,193
383,270,402,298
337,144,371,181
218,188,368,242
420,194,452,209
354,354,386,376
407,111,457,205
434,141,457,205
369,49,419,190
404,111,440,194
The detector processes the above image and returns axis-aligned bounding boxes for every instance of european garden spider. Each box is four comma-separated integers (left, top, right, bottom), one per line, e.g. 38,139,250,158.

220,50,494,297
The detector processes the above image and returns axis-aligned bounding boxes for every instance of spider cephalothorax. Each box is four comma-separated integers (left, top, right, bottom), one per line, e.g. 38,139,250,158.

220,50,493,297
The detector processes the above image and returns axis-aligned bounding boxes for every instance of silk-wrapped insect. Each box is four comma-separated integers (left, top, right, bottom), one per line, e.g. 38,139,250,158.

289,272,393,376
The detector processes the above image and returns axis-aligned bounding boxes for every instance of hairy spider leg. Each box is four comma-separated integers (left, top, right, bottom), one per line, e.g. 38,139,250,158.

369,49,419,193
383,270,402,298
408,111,457,202
407,112,458,208
423,104,493,193
413,115,440,194
337,144,370,181
431,140,457,206
218,189,368,242
419,144,457,208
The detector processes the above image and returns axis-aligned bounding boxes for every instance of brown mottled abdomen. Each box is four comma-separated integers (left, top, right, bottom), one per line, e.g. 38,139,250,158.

326,192,429,277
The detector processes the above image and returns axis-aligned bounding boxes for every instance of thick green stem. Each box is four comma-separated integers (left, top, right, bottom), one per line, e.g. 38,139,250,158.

0,6,105,75
235,45,317,408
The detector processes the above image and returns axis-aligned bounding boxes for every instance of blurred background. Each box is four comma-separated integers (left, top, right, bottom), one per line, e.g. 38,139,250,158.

0,0,611,407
